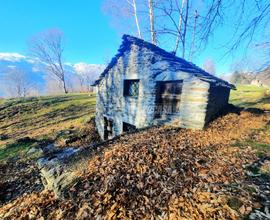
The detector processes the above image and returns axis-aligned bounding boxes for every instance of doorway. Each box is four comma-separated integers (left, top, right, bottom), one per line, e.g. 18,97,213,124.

104,117,113,139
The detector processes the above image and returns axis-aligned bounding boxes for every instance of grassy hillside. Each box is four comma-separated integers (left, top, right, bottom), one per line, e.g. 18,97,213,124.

230,85,270,110
0,93,97,161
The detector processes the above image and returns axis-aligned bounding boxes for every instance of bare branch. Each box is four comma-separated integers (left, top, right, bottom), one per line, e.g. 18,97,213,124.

29,29,68,94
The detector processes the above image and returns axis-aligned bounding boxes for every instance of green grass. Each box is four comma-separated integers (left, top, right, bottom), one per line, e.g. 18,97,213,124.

227,196,243,211
228,84,270,156
0,139,39,161
0,93,96,161
234,140,270,155
230,85,270,110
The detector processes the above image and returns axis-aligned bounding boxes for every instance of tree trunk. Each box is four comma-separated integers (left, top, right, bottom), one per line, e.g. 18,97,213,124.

148,0,157,45
132,0,142,38
62,76,68,94
174,0,186,54
182,0,189,58
189,10,198,61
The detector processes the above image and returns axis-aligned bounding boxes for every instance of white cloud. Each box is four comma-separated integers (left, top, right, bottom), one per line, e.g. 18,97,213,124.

74,62,105,75
0,53,26,62
7,65,16,69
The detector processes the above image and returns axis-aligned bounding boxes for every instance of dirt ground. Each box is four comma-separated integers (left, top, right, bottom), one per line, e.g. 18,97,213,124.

1,107,269,219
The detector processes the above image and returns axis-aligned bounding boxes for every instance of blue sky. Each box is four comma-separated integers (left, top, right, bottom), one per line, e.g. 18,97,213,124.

0,0,267,74
0,0,120,64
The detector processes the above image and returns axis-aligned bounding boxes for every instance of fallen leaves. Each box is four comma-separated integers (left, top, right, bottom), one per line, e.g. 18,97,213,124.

1,110,269,219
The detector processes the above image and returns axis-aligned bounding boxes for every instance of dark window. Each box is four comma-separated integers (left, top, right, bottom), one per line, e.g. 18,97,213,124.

104,117,113,139
159,81,183,97
124,80,139,97
155,80,183,118
123,122,136,133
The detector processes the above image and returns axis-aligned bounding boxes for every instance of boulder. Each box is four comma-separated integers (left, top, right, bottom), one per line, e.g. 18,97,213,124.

27,147,43,156
37,147,80,197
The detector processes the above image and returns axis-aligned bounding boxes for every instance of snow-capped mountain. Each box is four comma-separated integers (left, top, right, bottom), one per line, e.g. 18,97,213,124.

0,53,104,97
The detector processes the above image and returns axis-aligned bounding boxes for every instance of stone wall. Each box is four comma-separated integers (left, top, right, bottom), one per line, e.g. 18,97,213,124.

95,44,158,140
95,43,230,139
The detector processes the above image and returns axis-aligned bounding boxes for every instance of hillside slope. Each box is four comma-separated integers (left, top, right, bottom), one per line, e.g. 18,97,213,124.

0,87,270,219
230,85,270,110
0,94,99,207
0,93,97,148
1,108,270,219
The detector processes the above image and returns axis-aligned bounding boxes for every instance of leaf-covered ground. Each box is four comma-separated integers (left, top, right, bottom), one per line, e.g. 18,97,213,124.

0,86,270,219
1,109,270,219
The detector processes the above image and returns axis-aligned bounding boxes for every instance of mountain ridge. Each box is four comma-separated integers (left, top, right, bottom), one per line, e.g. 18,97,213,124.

229,67,270,86
0,53,104,97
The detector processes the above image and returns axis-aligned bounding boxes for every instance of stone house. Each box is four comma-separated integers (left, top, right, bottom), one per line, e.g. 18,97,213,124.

93,35,235,140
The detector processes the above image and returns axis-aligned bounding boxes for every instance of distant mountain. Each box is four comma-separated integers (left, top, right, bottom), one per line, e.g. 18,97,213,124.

229,67,270,86
0,53,104,97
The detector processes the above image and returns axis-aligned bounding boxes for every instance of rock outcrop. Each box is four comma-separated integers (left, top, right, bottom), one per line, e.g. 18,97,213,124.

37,146,80,197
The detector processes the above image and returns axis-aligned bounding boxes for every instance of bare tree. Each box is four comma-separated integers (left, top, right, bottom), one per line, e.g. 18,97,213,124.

181,0,189,58
77,74,86,92
154,0,224,59
4,68,35,98
74,63,104,93
174,0,186,54
29,29,68,94
104,0,269,65
132,0,143,38
148,0,157,44
227,0,270,52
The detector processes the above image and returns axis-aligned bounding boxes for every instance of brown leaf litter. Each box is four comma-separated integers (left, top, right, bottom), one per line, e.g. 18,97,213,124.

0,110,269,219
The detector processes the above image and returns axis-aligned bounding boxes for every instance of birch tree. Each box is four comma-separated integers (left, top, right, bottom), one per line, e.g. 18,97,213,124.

154,0,224,59
181,0,189,58
189,9,198,61
29,29,68,94
104,0,270,66
132,0,142,38
174,0,185,54
148,0,157,44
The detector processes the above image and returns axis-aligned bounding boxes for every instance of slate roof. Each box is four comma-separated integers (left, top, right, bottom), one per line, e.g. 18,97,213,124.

93,35,235,89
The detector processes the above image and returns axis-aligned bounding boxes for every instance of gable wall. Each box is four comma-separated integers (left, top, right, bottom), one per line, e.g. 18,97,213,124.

96,44,159,139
